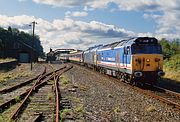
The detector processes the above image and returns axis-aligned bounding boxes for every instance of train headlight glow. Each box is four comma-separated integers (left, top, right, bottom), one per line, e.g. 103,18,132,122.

146,59,150,62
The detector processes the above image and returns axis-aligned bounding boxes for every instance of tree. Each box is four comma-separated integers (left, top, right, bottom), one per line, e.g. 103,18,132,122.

159,38,180,59
0,27,44,58
159,38,171,56
171,39,180,55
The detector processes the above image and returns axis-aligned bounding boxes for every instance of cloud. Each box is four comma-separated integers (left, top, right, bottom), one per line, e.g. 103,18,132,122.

65,11,88,18
32,0,86,7
0,15,135,52
30,0,180,36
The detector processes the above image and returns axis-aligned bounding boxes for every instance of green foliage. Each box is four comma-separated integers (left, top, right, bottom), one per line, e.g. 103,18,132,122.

60,75,69,85
0,26,44,58
60,109,72,122
160,38,180,82
73,106,84,113
0,115,4,122
15,96,21,102
159,38,180,58
164,54,180,72
47,92,53,100
164,54,180,82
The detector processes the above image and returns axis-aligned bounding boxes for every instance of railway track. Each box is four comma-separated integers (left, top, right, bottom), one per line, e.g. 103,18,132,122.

74,63,180,111
0,64,73,122
0,65,47,113
141,84,180,109
113,76,180,110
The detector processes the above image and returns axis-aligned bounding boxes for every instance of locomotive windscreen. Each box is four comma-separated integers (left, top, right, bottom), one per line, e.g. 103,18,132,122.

135,37,158,44
132,44,162,54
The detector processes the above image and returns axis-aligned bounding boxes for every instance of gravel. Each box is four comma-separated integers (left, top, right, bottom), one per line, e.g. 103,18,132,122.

61,64,180,122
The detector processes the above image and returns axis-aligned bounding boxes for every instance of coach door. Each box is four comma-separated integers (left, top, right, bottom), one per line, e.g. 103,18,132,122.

116,50,120,68
123,46,130,68
124,46,131,68
94,53,97,65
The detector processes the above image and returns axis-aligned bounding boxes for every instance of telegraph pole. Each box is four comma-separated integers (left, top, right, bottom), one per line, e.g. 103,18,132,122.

30,21,37,71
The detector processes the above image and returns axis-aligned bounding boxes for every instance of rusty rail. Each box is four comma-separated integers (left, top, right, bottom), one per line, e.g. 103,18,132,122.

54,74,60,122
9,65,73,121
132,86,180,109
0,66,67,113
153,85,180,98
54,65,73,122
10,77,42,120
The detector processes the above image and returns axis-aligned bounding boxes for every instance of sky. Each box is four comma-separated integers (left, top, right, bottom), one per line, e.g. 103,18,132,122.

0,0,180,52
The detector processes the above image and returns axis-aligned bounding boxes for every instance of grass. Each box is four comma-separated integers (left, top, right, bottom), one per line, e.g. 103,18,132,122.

0,58,16,63
0,70,31,83
60,75,69,85
47,92,53,100
0,115,4,122
60,105,85,121
15,96,21,102
60,109,72,122
164,54,180,82
68,97,81,103
73,105,84,113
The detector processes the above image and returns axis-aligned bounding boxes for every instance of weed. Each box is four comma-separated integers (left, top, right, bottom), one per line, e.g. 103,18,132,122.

107,93,113,98
47,92,53,100
146,105,156,112
60,109,72,121
29,96,33,100
0,115,4,122
69,97,81,103
60,75,69,85
79,85,88,91
74,106,84,113
114,106,121,113
15,96,21,102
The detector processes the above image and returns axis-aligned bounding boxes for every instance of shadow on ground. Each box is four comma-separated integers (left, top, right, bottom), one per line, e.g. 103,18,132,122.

157,78,180,93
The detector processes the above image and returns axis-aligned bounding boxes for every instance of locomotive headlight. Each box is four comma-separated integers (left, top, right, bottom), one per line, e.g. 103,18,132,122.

146,59,150,62
134,72,143,77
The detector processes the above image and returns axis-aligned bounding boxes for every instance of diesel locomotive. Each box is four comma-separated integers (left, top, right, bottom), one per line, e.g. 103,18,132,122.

61,37,165,85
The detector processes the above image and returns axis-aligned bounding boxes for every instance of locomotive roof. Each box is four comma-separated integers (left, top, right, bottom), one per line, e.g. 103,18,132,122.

99,37,158,49
86,44,103,51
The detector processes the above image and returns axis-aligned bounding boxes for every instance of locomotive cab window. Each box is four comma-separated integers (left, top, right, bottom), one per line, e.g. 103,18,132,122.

132,44,162,54
124,46,131,55
127,46,131,55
